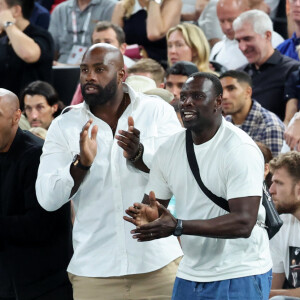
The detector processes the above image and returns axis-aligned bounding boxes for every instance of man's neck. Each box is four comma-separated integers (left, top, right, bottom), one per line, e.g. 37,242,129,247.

231,98,252,125
295,21,300,37
15,18,30,31
254,48,275,69
0,127,17,153
77,0,91,11
191,115,222,145
293,208,300,222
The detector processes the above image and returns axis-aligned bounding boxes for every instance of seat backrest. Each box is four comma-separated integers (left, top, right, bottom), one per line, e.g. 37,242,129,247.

52,66,80,106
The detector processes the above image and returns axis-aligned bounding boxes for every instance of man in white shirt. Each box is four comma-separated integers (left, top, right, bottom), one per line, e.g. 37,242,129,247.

125,72,272,300
269,152,300,299
210,0,283,70
36,44,183,300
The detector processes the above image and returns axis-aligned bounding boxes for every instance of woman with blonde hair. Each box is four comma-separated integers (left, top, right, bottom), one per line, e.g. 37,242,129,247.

112,0,181,67
167,23,211,72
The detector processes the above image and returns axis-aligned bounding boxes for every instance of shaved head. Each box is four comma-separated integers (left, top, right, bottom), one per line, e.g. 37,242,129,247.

80,43,126,108
217,0,249,40
0,88,20,115
83,43,124,70
217,0,248,11
0,88,21,152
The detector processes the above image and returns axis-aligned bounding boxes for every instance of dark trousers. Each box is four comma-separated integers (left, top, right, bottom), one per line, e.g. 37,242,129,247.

0,281,73,300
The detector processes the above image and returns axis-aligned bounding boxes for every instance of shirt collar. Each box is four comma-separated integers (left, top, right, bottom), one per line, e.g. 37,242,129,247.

244,49,281,72
226,99,262,126
69,0,102,9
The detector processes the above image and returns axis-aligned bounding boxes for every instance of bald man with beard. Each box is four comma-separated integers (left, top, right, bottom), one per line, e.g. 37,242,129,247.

0,89,73,299
36,44,183,300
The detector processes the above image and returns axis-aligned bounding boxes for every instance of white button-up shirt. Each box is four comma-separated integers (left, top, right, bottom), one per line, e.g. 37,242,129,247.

36,84,183,277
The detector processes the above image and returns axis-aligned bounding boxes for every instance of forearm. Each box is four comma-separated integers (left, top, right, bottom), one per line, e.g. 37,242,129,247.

269,288,300,298
285,99,298,127
6,25,41,63
146,2,165,40
132,158,150,173
111,2,125,27
181,12,199,22
146,0,181,41
70,163,89,197
182,212,257,239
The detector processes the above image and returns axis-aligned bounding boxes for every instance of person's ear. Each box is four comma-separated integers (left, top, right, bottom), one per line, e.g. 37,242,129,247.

51,104,58,115
118,68,126,83
214,94,222,111
159,82,164,88
10,4,21,18
265,30,272,42
13,109,22,125
295,182,300,200
264,163,270,180
245,85,252,98
119,43,127,55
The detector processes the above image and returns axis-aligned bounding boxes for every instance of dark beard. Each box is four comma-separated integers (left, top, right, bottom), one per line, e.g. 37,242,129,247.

81,75,118,107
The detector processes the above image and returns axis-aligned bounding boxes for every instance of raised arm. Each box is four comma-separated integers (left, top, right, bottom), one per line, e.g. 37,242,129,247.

146,0,182,41
36,118,98,211
111,1,125,28
70,119,98,197
0,10,41,63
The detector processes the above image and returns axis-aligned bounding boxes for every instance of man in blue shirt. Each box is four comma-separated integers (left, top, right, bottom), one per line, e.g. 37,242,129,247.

277,0,300,61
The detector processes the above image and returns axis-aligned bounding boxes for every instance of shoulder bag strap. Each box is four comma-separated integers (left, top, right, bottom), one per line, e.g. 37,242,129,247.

185,129,230,212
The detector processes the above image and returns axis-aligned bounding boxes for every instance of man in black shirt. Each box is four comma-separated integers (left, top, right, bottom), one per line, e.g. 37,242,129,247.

0,0,53,96
233,9,300,123
0,88,73,299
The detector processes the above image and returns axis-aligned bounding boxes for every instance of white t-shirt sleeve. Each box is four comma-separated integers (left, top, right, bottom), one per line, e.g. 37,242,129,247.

270,233,285,273
224,143,264,200
145,148,173,200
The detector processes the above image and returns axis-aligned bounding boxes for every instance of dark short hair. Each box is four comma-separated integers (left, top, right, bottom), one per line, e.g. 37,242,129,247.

20,81,63,118
256,141,273,188
93,21,125,45
189,72,223,97
219,70,252,87
256,142,273,163
5,0,34,20
165,61,199,78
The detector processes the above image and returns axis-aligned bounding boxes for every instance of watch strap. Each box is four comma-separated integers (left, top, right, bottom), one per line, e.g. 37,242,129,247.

72,154,91,171
173,219,183,236
4,21,14,29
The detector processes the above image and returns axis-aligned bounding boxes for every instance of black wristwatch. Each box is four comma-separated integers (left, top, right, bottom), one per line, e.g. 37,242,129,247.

72,154,91,171
173,219,183,236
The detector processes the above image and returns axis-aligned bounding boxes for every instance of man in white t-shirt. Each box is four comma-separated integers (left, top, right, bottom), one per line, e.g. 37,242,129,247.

125,72,272,300
269,152,300,299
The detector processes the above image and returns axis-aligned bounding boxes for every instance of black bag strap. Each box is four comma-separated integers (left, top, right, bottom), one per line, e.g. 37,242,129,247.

185,129,230,212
